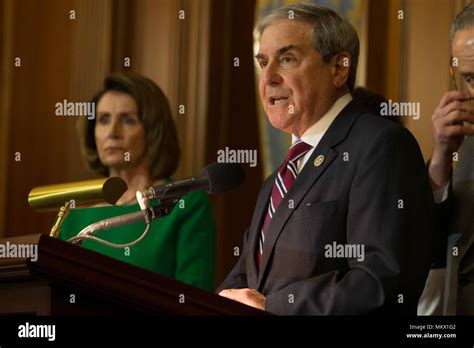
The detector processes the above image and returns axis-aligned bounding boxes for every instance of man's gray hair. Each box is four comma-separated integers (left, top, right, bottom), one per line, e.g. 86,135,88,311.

450,3,474,48
257,3,359,91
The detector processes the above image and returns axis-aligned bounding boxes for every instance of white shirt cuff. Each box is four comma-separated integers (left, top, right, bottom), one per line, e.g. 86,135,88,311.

433,182,450,203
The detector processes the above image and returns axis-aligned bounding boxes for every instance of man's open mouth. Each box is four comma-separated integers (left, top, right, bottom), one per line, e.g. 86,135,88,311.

270,97,289,105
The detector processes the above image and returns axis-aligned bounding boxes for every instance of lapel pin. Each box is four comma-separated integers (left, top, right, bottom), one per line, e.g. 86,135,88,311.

314,155,325,167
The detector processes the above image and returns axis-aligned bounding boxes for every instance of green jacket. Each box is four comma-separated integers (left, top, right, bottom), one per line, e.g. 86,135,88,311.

58,191,216,291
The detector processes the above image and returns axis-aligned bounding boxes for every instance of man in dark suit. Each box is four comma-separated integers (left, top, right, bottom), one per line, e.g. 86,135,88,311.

419,3,474,315
218,3,434,315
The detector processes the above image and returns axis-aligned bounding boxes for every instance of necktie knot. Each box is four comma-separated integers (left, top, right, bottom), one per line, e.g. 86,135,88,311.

285,139,312,164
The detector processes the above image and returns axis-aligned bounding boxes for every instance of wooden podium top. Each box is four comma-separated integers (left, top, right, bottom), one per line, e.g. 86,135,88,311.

0,234,268,315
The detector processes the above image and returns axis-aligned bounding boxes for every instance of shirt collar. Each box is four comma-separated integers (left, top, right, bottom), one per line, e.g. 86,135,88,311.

292,93,352,147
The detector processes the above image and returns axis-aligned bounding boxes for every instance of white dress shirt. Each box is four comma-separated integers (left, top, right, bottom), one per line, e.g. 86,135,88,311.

292,93,353,172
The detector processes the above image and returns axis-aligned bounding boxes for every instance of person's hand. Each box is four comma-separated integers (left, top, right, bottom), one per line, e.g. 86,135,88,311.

429,91,474,189
218,288,266,310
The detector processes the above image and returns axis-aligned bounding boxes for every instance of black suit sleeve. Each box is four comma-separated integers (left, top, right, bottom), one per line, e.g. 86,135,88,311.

265,126,434,315
431,183,453,268
426,160,453,269
216,227,251,292
216,176,273,293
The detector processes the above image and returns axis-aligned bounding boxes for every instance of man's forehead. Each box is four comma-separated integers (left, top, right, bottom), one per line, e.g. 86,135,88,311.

258,20,313,49
453,27,474,53
260,19,313,42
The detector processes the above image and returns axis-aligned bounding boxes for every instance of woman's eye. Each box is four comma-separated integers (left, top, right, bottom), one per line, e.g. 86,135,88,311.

123,115,137,125
97,115,109,124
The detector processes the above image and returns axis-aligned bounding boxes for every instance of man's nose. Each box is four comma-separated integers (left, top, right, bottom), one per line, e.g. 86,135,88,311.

261,62,283,86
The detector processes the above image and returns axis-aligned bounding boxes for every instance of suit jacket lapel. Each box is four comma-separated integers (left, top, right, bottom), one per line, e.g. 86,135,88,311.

257,101,362,289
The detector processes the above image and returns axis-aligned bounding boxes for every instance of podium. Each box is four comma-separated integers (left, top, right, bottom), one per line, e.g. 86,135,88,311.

0,234,267,315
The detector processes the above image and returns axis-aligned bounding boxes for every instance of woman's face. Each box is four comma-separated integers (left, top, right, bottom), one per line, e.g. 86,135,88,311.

95,90,147,171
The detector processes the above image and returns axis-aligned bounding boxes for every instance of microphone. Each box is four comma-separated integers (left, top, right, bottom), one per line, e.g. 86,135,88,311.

137,162,245,201
69,163,245,246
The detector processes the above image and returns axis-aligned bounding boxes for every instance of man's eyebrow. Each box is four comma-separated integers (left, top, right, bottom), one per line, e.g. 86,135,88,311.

276,44,301,55
255,44,302,60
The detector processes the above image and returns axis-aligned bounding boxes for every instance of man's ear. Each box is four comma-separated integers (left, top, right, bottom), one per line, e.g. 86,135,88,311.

331,52,351,89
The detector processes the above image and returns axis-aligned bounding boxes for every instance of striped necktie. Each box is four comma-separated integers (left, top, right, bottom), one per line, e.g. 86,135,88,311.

258,139,312,267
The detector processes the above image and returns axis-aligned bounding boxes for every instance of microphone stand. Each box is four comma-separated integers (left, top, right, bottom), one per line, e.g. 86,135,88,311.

67,198,178,247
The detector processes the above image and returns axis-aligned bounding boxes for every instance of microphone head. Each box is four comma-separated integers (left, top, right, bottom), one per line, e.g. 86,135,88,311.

202,162,245,194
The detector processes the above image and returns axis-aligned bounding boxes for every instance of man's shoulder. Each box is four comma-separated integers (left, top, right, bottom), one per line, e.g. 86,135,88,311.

352,110,404,133
347,110,416,148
